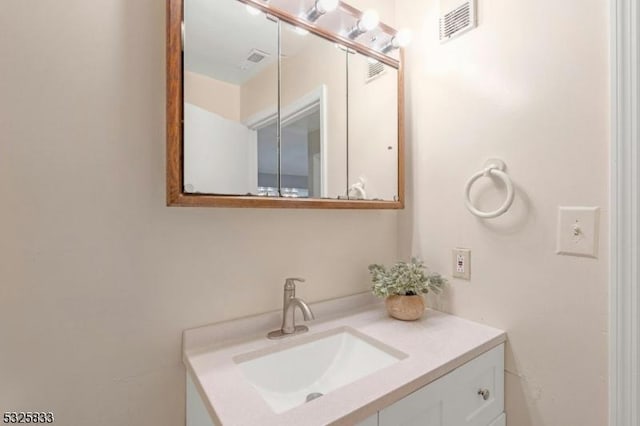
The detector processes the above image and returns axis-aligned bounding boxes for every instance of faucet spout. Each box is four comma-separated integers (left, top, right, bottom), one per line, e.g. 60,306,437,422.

281,297,315,334
267,278,315,339
290,297,315,321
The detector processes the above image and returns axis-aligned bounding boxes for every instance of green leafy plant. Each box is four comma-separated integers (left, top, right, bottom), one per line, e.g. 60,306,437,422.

368,257,447,297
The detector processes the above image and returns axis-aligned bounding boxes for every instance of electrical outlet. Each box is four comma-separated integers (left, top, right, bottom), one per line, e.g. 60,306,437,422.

452,248,471,280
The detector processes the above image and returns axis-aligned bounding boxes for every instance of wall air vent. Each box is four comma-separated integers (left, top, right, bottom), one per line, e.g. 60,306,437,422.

238,48,270,70
439,0,476,43
366,60,385,83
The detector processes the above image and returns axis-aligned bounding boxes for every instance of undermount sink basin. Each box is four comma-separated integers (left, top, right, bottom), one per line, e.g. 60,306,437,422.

233,326,408,413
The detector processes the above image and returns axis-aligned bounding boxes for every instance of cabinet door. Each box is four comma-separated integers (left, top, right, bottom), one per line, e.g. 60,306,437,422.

186,374,217,426
379,344,504,426
379,376,446,426
445,345,504,426
355,414,378,426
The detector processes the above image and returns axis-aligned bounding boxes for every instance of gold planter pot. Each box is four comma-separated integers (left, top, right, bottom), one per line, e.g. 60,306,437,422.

385,295,425,321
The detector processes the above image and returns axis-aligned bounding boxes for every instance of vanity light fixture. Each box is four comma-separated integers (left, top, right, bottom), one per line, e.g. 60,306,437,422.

306,0,339,22
381,28,412,53
347,9,379,39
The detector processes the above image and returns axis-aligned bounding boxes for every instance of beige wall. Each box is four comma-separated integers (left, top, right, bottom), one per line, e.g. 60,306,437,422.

184,71,241,122
396,0,609,425
0,0,610,425
0,1,397,425
240,61,278,122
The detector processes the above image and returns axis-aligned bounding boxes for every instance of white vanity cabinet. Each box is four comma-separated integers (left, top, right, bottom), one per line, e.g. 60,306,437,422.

189,344,505,426
360,344,505,426
183,299,507,426
357,415,380,426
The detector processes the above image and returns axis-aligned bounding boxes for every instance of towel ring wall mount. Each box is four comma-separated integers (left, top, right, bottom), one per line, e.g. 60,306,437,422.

464,159,515,219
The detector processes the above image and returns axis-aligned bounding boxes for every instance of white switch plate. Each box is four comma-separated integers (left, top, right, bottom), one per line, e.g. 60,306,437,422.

556,207,600,258
452,248,471,280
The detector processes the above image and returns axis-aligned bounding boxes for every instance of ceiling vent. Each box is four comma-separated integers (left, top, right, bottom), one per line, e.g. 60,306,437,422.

238,48,270,70
439,0,476,43
366,60,385,83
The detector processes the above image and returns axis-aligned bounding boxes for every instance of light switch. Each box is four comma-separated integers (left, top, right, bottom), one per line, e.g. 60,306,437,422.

556,207,600,258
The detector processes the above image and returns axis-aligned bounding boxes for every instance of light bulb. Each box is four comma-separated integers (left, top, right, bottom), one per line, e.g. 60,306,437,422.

306,0,338,22
359,10,379,32
246,4,261,15
316,0,339,13
393,29,412,47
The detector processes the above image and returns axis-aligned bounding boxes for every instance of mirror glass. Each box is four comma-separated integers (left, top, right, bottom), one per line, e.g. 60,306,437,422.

181,0,400,202
183,0,278,195
348,52,399,201
280,22,347,199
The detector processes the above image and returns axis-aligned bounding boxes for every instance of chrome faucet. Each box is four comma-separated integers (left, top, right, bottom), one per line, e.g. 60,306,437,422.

267,278,315,339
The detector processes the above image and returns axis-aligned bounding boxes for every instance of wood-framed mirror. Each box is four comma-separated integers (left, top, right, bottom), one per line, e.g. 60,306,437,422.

167,0,405,209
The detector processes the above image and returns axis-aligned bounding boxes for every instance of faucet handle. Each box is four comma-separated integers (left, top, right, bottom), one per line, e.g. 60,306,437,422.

284,277,305,290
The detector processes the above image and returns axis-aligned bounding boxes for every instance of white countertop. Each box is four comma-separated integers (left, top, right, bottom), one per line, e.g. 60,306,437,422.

183,294,506,426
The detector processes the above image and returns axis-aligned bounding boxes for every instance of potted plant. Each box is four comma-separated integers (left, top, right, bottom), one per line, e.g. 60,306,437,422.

368,257,447,321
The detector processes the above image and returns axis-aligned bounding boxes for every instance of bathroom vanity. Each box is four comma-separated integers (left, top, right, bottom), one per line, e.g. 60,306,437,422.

183,294,506,426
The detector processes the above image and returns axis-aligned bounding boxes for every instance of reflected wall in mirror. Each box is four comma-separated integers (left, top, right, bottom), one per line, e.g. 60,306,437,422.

167,0,404,208
348,52,399,201
280,21,347,199
183,0,278,195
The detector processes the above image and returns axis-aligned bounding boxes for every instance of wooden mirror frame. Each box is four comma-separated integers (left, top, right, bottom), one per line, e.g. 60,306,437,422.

166,0,405,209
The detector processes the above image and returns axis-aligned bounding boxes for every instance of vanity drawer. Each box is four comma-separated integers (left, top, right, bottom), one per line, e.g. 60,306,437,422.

444,344,504,426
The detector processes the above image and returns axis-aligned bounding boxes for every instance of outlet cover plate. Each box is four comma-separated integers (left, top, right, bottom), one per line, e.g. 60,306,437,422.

556,206,600,258
452,248,471,280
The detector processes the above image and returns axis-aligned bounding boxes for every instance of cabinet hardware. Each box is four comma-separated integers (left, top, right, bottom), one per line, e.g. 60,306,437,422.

478,388,490,400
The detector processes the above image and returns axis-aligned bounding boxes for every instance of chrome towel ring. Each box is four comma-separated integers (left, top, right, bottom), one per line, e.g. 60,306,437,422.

464,159,514,219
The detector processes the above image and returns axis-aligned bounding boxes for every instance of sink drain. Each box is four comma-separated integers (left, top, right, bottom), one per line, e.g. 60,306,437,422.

305,392,324,402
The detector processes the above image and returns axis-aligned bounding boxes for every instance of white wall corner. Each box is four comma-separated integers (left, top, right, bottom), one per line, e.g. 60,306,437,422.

610,0,639,425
